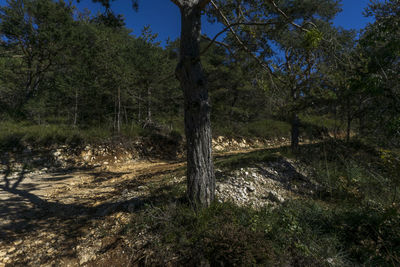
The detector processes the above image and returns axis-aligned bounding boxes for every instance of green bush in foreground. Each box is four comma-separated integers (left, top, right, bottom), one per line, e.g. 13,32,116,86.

127,199,399,266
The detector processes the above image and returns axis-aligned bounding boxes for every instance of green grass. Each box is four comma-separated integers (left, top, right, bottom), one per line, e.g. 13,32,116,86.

0,119,188,153
0,114,338,151
213,119,291,139
212,115,339,140
214,149,279,170
0,120,113,150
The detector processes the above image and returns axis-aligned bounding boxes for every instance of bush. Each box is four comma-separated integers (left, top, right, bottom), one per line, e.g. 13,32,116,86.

130,202,278,266
127,198,399,266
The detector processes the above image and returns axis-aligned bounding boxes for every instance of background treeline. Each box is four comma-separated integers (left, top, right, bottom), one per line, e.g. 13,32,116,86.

0,0,398,148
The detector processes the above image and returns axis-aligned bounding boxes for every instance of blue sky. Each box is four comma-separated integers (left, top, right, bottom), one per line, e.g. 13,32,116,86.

0,0,375,45
72,0,374,45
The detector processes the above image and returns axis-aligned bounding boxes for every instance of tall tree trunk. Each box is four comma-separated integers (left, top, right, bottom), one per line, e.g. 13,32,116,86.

291,113,300,151
138,93,141,125
333,104,337,139
346,100,351,142
124,106,128,125
346,113,351,143
176,4,215,208
358,96,364,136
291,86,299,151
73,88,78,127
113,95,117,131
117,86,121,134
147,86,152,124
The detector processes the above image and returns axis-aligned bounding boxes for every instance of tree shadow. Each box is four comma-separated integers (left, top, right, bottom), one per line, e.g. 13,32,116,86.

0,142,331,265
0,150,185,250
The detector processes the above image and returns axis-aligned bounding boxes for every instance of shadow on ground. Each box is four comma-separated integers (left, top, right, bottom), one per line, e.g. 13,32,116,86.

0,143,320,265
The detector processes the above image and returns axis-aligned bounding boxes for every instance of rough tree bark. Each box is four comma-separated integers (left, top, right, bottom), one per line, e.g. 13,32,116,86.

117,86,121,134
346,111,351,143
73,88,78,127
172,0,215,208
147,86,152,124
290,86,300,151
291,113,300,151
346,99,352,142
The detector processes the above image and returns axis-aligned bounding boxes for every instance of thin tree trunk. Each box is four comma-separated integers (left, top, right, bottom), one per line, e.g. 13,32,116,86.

117,86,121,134
73,88,78,127
138,93,141,125
346,99,352,142
291,113,300,151
229,83,239,117
147,86,152,124
291,86,299,151
124,106,128,125
176,5,215,208
333,104,337,139
346,113,351,143
113,95,116,131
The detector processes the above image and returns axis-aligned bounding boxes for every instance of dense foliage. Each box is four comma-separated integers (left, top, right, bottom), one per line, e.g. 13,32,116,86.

0,0,397,148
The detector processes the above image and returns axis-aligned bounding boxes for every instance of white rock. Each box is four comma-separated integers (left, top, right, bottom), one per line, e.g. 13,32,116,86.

79,253,96,265
247,186,256,192
13,240,23,246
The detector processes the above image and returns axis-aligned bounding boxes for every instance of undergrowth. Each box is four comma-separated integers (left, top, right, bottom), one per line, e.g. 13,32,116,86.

214,149,279,170
121,139,400,266
0,121,112,150
127,198,399,266
212,119,291,139
0,120,182,152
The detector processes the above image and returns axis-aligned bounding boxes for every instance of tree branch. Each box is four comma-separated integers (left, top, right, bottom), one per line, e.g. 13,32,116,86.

268,0,303,30
198,0,211,9
210,0,278,79
200,35,232,54
199,21,276,57
267,0,315,32
170,0,184,8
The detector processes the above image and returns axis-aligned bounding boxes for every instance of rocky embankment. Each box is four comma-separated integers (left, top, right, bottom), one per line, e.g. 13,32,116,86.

0,136,291,174
215,158,319,209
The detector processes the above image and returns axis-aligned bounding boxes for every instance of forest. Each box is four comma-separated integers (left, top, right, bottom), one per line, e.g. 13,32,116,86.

0,0,399,266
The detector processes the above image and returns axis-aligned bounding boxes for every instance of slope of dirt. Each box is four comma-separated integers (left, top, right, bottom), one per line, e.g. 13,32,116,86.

0,157,184,266
0,142,315,266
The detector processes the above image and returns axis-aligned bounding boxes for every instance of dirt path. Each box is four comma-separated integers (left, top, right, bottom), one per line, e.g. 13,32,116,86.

0,143,299,266
0,156,187,266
